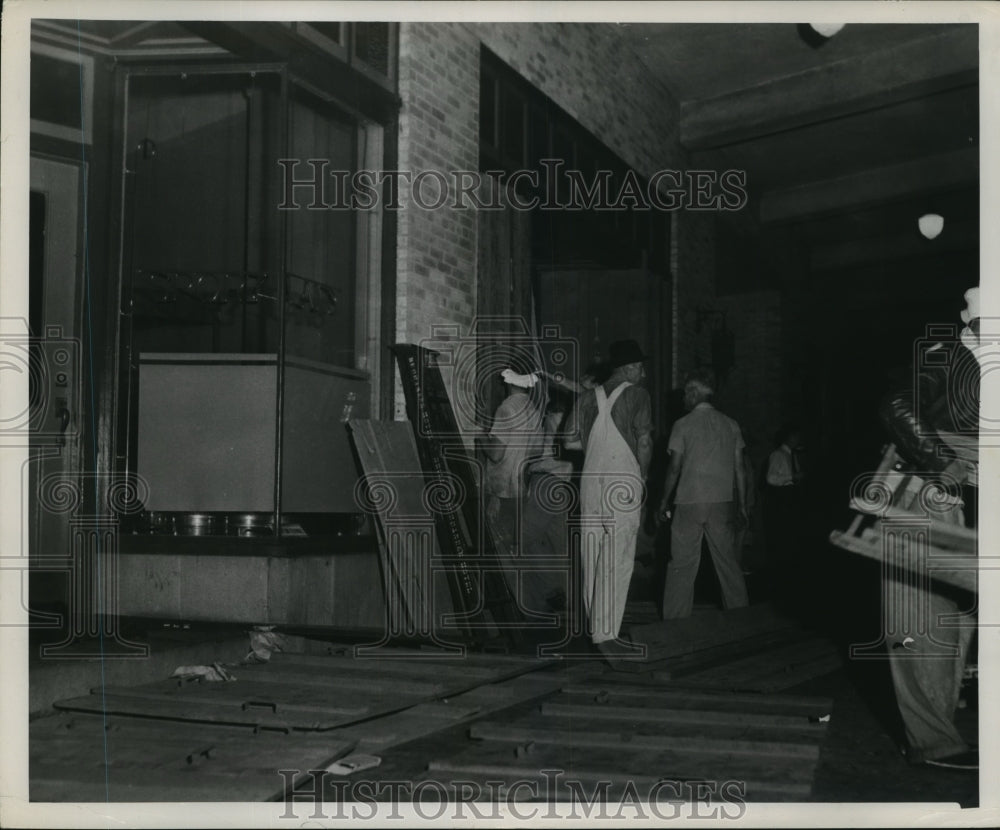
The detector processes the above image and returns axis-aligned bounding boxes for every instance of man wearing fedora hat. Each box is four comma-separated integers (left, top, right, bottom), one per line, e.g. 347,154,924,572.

568,338,653,658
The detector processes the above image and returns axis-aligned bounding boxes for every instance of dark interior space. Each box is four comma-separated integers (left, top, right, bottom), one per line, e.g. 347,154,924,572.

14,15,984,817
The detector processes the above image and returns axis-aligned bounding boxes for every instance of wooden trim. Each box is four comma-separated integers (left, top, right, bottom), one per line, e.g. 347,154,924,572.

30,42,95,145
378,121,399,418
118,534,378,557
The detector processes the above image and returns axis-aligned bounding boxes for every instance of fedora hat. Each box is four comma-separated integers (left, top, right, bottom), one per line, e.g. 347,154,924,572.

608,339,647,369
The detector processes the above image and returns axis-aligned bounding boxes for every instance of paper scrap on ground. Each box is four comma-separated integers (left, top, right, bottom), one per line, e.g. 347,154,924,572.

171,662,235,682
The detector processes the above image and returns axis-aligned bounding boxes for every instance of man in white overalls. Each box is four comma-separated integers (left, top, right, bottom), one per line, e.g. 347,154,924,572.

569,340,653,660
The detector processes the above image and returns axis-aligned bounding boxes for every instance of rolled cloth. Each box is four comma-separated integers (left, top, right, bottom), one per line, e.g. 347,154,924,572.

501,368,539,388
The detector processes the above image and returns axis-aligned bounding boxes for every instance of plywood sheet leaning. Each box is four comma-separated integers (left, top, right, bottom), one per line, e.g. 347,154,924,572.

348,419,458,644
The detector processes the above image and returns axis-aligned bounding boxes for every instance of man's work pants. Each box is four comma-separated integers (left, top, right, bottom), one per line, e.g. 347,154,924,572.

663,501,748,619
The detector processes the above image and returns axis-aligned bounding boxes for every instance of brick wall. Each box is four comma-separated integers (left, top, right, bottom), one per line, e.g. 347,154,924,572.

715,290,783,474
396,22,480,348
474,23,683,178
394,22,718,421
673,211,718,383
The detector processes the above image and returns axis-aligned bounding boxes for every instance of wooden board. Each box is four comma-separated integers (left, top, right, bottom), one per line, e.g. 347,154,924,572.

392,344,523,640
540,701,826,733
417,671,831,804
830,528,978,593
425,743,814,801
619,626,814,679
30,713,354,802
468,722,821,761
415,769,805,804
507,707,825,745
53,651,556,731
847,499,977,552
558,684,834,718
676,639,841,690
334,663,602,752
348,419,455,641
628,604,801,663
54,691,370,731
745,653,845,694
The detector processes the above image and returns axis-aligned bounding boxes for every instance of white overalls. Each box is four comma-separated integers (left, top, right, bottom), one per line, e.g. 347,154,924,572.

579,382,642,644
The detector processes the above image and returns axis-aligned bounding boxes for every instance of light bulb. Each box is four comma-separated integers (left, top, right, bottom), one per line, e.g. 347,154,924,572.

808,23,846,38
918,213,944,240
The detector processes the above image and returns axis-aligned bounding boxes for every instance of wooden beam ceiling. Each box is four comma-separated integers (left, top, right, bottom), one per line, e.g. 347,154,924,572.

680,27,977,151
758,147,977,224
809,220,978,272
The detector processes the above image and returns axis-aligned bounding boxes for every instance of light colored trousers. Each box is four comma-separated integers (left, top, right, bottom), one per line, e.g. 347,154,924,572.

579,507,640,644
663,501,749,619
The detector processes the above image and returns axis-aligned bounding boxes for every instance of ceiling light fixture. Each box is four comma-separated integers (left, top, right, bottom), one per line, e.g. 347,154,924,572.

808,23,846,39
918,213,944,240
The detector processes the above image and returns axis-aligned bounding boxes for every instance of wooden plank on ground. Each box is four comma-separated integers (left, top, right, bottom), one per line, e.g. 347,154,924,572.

622,599,660,626
468,722,821,761
29,714,355,802
314,644,546,665
559,684,833,718
540,701,827,733
270,649,550,678
676,639,839,688
628,604,800,662
743,652,845,694
334,663,602,752
52,649,557,732
611,626,813,679
88,680,392,716
54,691,367,731
426,743,814,799
502,708,826,745
223,664,447,695
268,651,500,680
417,768,806,803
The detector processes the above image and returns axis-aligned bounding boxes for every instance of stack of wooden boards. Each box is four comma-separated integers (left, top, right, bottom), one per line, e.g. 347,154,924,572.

623,603,843,693
346,344,527,650
34,649,574,801
34,604,841,802
420,679,832,803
